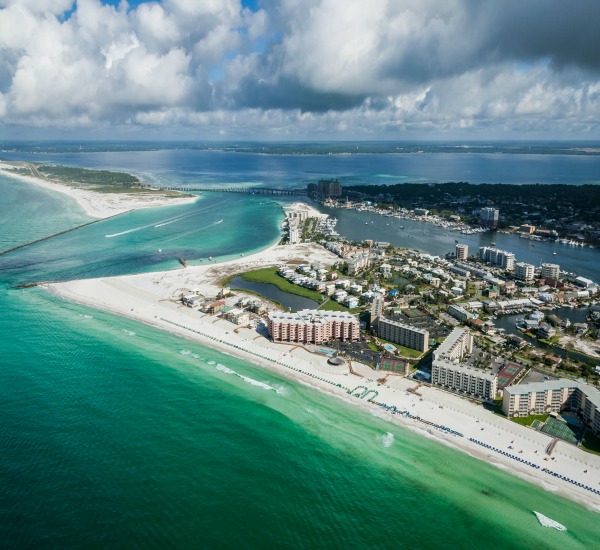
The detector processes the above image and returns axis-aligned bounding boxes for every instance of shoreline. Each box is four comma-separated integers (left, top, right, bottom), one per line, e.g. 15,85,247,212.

0,160,198,219
48,242,600,514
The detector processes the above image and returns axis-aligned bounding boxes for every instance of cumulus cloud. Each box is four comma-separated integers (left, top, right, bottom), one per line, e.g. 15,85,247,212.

0,0,598,138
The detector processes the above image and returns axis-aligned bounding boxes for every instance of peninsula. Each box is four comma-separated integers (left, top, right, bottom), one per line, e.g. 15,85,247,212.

0,160,197,218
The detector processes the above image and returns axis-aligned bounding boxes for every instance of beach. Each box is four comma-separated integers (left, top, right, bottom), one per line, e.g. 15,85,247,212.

0,160,198,219
49,242,600,514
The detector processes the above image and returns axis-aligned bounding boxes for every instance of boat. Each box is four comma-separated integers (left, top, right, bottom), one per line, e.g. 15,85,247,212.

533,511,567,531
553,252,557,255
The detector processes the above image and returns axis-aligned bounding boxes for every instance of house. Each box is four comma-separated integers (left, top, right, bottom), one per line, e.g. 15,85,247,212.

205,300,226,314
343,296,360,309
537,322,556,340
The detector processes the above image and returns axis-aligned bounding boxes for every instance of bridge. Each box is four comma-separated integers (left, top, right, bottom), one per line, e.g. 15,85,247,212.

160,186,307,196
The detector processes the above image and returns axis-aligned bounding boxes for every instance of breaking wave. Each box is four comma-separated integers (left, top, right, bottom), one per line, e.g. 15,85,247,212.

377,432,394,448
214,363,274,391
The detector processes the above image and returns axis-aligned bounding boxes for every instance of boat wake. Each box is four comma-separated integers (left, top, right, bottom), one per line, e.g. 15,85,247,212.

106,213,193,238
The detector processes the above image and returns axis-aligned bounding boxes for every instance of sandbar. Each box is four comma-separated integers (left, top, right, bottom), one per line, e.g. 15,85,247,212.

0,160,198,219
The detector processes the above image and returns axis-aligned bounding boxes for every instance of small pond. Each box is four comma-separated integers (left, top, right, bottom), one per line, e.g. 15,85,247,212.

230,276,319,312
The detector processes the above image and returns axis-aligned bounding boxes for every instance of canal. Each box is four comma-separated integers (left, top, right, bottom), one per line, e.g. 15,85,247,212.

493,306,599,363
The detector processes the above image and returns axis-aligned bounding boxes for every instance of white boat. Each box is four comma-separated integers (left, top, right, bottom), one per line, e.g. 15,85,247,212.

533,511,567,531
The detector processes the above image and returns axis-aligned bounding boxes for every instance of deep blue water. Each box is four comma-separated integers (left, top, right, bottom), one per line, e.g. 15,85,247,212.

3,147,600,187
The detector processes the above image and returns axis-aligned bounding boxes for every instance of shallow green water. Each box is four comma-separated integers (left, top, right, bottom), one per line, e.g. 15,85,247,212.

1,167,599,548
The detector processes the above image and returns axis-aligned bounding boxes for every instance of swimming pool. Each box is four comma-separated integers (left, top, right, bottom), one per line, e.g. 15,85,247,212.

383,344,396,353
317,348,334,356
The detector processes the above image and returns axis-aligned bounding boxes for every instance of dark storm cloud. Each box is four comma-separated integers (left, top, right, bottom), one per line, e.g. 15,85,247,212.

234,74,366,112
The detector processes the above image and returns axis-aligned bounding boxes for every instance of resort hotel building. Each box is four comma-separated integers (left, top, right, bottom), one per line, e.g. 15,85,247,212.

502,379,600,436
377,318,429,353
268,310,360,344
431,328,498,401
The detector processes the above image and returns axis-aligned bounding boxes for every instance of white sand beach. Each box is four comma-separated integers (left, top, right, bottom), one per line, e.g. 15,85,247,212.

0,160,198,219
49,243,600,513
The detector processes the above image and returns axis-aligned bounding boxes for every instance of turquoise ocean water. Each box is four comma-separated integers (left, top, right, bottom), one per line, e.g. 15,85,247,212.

1,148,600,548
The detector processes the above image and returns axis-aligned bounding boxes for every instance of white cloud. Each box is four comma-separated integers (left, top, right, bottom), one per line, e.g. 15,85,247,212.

0,0,598,138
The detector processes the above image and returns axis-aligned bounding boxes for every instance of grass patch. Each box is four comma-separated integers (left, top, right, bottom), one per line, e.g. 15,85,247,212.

367,343,379,351
376,337,423,358
511,413,549,427
318,300,348,312
237,268,324,302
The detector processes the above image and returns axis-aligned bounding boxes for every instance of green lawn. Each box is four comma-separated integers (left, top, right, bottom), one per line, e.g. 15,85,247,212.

318,300,348,312
236,268,324,301
511,414,549,427
376,337,423,358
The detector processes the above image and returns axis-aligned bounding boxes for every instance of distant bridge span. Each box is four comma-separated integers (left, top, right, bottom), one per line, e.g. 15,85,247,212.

160,186,307,196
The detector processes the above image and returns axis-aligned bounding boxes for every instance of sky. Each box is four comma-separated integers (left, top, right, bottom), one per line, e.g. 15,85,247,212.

0,0,599,141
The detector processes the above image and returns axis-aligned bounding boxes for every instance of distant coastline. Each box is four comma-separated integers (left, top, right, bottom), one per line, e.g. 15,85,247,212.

0,160,197,219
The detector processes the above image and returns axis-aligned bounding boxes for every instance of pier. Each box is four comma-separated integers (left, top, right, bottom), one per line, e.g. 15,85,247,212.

159,186,307,196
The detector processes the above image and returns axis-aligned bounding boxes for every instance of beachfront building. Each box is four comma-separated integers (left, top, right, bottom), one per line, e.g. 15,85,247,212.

431,359,498,401
377,318,429,352
480,207,499,228
541,263,560,280
455,243,469,261
431,327,496,400
224,308,250,325
502,380,600,436
268,310,360,344
515,262,535,281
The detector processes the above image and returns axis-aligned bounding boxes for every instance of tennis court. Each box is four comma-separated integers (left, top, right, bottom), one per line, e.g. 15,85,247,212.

541,417,582,444
496,362,525,389
404,308,429,319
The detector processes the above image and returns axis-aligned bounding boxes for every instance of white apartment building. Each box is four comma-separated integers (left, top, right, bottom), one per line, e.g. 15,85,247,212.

432,359,498,401
502,380,600,436
448,304,473,322
541,263,560,280
434,327,473,361
515,262,535,281
479,247,515,270
430,328,497,400
377,318,429,352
